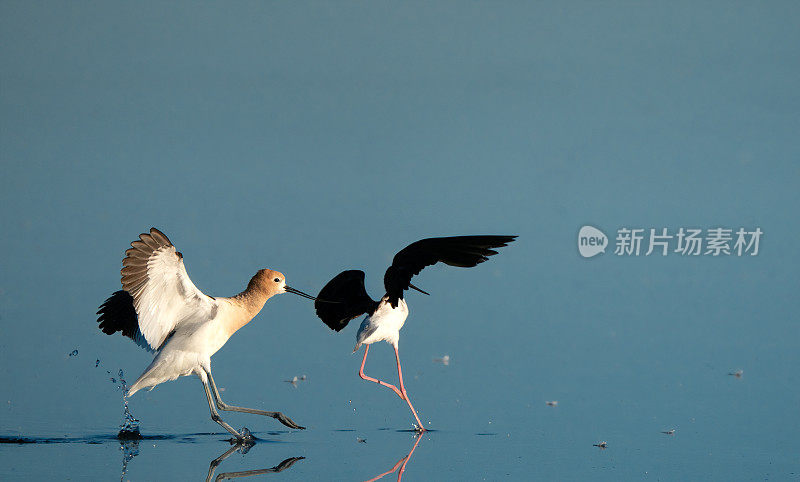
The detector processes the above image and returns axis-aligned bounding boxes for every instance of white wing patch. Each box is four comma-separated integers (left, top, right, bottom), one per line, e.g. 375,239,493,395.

121,228,216,351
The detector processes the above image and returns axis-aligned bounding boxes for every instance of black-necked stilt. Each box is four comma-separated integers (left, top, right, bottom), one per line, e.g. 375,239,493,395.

96,228,316,440
314,235,516,431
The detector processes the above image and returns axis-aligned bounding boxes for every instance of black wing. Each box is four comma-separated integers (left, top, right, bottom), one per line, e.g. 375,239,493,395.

314,270,378,332
96,290,153,352
384,235,517,307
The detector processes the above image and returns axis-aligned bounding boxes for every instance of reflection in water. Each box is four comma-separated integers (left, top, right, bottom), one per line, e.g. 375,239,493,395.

119,438,140,481
0,433,302,479
364,434,422,482
206,441,304,482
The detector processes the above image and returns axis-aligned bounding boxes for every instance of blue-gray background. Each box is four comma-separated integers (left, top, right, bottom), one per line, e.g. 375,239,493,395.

1,2,798,480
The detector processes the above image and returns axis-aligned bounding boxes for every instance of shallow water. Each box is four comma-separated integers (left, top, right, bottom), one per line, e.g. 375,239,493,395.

2,419,797,481
2,345,797,480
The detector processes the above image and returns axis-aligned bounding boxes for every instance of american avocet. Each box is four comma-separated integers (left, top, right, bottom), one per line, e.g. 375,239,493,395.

97,228,315,439
314,235,516,431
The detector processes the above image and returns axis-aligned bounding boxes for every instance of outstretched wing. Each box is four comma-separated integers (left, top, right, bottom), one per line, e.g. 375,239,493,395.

96,290,153,352
384,235,517,307
113,227,216,350
314,270,378,332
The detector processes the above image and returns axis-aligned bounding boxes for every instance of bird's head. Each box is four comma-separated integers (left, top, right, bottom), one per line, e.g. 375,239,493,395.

252,269,316,300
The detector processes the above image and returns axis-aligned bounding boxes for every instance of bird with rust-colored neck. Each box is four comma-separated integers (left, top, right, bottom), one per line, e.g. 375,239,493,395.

314,235,516,432
97,228,316,440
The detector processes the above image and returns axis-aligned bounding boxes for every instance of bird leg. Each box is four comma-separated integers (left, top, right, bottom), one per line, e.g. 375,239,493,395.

363,457,406,482
206,371,305,430
201,377,246,440
206,442,304,482
206,442,244,481
398,432,423,479
358,345,404,399
394,345,425,432
363,433,422,482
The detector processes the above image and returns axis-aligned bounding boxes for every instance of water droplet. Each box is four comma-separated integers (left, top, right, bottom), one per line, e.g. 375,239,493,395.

109,368,129,393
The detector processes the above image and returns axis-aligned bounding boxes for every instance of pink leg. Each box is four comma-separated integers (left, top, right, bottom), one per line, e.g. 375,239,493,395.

362,458,404,482
359,345,404,399
361,433,422,482
397,433,422,480
394,345,425,431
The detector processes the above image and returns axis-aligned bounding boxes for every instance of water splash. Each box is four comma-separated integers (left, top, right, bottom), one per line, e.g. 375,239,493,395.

110,369,126,391
238,427,253,444
113,369,141,440
118,399,141,439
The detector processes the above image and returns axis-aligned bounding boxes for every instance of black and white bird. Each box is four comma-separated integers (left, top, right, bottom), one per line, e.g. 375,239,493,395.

314,235,516,431
96,228,317,440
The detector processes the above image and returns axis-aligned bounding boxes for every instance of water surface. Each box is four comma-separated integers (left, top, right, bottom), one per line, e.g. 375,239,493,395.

1,1,798,480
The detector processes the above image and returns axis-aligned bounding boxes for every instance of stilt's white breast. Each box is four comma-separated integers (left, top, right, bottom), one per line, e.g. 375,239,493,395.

355,297,409,349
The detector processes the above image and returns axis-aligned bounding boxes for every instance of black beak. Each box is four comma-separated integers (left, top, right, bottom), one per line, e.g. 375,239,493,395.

408,282,430,296
285,286,317,301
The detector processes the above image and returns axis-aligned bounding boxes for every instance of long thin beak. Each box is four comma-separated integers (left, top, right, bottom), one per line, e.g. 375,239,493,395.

285,286,317,301
408,283,430,296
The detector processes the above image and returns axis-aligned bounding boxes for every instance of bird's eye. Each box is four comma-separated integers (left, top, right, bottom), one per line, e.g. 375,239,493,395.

274,277,281,282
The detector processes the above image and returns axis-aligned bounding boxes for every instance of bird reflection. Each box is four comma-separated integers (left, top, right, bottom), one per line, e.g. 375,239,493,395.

206,441,304,482
363,434,423,482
